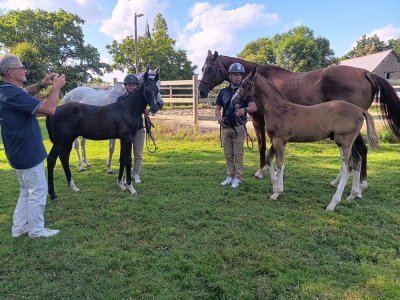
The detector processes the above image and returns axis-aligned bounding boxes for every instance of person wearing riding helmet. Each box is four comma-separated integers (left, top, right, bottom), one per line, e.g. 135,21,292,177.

116,74,145,184
215,62,257,188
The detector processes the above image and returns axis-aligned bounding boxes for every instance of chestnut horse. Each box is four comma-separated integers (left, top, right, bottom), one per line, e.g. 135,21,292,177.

46,67,160,200
232,67,379,211
198,50,400,190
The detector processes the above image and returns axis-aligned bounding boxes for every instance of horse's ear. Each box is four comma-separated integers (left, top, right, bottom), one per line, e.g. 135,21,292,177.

207,50,212,57
251,66,257,77
145,65,150,73
214,51,218,59
155,66,160,74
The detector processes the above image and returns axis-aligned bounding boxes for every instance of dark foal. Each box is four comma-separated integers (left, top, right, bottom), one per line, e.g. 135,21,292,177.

46,67,160,200
198,50,400,190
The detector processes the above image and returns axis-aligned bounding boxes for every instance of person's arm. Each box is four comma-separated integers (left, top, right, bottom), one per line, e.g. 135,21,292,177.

235,99,257,117
25,72,57,96
36,74,66,115
215,104,224,124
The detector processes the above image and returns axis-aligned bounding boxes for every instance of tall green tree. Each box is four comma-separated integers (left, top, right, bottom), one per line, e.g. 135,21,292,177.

271,26,336,71
106,13,196,80
388,38,400,55
237,38,275,65
238,26,336,71
0,9,110,90
343,34,387,59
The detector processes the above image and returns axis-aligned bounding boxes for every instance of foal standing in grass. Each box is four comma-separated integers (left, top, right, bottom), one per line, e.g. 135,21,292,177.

232,67,379,211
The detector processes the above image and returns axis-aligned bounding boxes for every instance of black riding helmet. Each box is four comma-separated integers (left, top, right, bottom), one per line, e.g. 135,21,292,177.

123,74,139,85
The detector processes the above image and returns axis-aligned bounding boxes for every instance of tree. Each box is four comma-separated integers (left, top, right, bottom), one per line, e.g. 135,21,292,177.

388,38,400,55
271,26,336,71
237,38,275,65
238,26,336,71
106,13,196,80
343,34,387,59
0,9,110,90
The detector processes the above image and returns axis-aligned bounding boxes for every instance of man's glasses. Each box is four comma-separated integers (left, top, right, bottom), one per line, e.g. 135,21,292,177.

8,66,27,72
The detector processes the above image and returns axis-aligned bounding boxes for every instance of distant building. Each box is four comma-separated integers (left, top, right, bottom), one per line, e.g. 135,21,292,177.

339,49,400,80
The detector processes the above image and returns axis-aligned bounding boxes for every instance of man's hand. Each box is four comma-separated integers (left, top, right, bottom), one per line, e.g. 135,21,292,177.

51,74,66,90
40,72,58,87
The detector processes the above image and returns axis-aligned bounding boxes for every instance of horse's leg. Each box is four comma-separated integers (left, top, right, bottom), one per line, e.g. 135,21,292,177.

252,117,267,179
265,145,277,192
106,139,116,174
117,140,126,191
47,145,59,200
354,134,368,191
81,137,90,168
326,146,351,211
347,144,362,200
73,138,85,172
270,139,285,201
59,141,80,192
121,137,137,195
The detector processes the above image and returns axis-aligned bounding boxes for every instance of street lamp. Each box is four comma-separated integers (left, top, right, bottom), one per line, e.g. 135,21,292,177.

134,13,144,74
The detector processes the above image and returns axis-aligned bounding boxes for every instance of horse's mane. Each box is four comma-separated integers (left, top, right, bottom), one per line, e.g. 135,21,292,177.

255,74,289,101
218,54,293,77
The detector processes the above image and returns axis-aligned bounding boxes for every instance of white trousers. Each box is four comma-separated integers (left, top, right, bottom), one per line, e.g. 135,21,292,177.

12,161,48,237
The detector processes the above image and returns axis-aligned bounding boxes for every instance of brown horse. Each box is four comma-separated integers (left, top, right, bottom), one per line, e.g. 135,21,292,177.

232,67,379,211
198,50,400,190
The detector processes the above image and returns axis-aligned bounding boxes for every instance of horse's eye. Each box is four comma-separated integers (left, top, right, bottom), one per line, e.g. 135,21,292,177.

207,67,214,75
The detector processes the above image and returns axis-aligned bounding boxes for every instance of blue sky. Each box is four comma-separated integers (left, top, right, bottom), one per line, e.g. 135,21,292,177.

1,0,399,81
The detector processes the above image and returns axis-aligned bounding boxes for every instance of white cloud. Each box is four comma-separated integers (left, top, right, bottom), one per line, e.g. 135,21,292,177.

175,2,280,74
368,24,400,42
99,0,169,41
0,0,104,23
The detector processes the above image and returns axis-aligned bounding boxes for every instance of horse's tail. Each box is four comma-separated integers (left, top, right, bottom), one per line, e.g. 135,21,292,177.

45,116,54,144
363,110,379,150
368,73,400,139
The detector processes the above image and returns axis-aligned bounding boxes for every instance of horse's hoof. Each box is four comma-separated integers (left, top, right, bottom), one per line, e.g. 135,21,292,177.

49,194,58,201
107,170,114,174
330,181,339,188
254,170,263,179
360,180,368,191
270,193,280,201
325,206,335,212
79,169,85,172
126,184,137,195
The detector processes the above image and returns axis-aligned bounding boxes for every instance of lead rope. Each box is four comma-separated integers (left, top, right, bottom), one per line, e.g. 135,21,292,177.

234,105,254,150
144,113,157,153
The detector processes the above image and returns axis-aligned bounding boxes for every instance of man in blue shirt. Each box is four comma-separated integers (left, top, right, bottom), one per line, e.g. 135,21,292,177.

215,63,257,188
0,54,65,238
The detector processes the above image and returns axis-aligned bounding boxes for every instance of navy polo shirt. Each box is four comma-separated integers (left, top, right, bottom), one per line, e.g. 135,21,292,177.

216,86,255,127
0,81,47,169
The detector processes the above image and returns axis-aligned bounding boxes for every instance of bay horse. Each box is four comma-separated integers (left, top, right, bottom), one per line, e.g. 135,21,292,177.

62,68,163,173
232,67,379,211
198,50,400,190
46,67,160,200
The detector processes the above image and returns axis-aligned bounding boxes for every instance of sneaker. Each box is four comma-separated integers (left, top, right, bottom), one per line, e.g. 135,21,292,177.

221,176,233,186
231,178,241,188
12,229,28,238
29,228,60,238
134,174,142,183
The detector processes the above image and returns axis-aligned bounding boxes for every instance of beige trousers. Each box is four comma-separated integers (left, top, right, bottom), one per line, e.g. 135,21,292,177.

132,128,145,175
221,125,246,180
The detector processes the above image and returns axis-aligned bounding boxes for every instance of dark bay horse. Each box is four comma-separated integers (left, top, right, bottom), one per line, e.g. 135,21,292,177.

232,67,379,211
46,67,160,200
198,50,400,190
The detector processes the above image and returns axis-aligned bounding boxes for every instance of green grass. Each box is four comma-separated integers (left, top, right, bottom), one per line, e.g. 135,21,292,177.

1,118,400,299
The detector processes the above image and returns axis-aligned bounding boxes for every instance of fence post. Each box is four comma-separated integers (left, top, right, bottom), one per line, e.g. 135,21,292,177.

113,78,118,85
192,75,199,131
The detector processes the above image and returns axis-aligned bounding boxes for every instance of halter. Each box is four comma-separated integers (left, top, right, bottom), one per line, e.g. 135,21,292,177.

199,55,228,92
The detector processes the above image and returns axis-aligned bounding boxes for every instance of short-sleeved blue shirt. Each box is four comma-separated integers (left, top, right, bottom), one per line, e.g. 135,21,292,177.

216,86,255,127
0,81,47,169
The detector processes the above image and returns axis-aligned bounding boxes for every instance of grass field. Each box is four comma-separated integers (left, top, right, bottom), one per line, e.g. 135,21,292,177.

1,118,400,299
